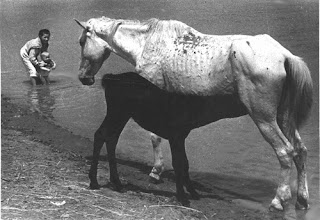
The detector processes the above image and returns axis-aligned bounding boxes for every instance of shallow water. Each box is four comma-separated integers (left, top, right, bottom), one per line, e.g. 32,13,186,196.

2,0,319,216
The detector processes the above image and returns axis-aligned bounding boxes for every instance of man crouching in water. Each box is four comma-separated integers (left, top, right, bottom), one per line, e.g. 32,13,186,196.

20,29,53,86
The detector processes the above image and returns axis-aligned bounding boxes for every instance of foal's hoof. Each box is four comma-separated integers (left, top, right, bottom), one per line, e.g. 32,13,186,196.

114,185,124,192
190,191,200,200
187,188,200,200
177,195,190,207
108,182,124,192
89,182,100,190
295,198,309,210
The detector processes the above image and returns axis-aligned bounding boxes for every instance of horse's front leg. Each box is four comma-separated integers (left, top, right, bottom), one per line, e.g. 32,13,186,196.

149,133,164,182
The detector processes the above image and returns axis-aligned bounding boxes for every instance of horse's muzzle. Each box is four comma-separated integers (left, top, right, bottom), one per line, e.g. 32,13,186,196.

79,76,95,85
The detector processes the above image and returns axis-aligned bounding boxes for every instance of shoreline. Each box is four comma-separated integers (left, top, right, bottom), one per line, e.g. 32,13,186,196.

1,94,207,219
1,94,93,157
2,94,317,220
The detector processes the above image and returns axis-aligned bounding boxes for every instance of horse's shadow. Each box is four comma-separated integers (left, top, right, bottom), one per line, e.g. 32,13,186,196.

85,155,276,203
85,155,310,220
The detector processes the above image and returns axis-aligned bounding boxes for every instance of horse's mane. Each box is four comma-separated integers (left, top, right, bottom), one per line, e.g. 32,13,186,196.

118,18,161,33
92,16,193,39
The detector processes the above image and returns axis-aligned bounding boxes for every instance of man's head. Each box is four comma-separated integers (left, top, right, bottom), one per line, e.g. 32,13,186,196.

40,51,51,63
38,29,50,44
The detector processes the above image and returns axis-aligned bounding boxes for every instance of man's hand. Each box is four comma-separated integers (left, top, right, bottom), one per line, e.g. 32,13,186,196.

40,67,51,71
38,61,46,67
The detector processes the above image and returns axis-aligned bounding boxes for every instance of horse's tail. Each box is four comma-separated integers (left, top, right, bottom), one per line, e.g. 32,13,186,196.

278,56,313,139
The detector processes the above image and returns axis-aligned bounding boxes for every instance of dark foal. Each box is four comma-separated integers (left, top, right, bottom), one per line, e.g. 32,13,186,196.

89,72,247,206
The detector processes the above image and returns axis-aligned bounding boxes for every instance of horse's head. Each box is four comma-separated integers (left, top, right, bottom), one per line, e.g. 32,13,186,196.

75,18,115,85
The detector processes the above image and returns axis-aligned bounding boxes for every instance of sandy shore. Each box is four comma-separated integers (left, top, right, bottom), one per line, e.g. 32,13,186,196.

2,94,318,220
1,95,206,219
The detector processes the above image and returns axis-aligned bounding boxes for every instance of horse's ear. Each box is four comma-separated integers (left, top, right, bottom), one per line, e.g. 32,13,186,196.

74,19,87,30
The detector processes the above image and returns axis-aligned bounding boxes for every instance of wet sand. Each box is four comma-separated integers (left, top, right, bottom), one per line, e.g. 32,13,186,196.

3,94,315,220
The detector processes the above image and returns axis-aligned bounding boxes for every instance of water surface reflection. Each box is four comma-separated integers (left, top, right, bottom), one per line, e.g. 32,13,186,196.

28,86,55,119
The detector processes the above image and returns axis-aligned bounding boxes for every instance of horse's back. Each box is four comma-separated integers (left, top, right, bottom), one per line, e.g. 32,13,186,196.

230,34,289,85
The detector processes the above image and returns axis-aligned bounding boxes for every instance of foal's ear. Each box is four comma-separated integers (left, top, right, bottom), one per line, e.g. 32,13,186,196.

74,19,87,30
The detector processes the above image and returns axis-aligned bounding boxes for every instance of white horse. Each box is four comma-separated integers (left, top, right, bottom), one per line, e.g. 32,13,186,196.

75,17,313,210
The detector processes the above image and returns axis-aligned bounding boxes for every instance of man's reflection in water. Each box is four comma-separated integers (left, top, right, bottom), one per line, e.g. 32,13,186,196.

28,86,55,119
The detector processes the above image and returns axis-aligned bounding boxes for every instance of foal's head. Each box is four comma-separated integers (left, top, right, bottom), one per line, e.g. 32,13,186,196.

75,18,120,85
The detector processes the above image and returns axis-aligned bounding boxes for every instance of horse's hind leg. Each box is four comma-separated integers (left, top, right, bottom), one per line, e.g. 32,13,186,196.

149,133,164,182
238,90,294,210
292,130,309,210
237,75,294,210
249,118,295,210
243,83,294,210
254,119,295,210
89,112,129,191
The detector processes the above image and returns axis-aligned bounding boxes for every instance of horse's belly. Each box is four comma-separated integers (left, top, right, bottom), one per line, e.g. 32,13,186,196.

161,41,235,95
167,63,233,95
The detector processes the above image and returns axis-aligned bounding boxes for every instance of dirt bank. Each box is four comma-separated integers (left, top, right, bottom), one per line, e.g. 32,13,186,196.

1,95,311,219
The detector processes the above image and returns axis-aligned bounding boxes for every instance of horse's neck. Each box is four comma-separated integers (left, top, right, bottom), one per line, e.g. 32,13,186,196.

107,20,188,67
107,24,149,66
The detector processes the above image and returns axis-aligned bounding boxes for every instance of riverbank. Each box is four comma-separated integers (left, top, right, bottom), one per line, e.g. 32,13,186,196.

1,95,207,219
2,94,317,220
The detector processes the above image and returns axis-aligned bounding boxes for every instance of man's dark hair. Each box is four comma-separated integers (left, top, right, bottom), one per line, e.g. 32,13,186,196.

38,29,50,37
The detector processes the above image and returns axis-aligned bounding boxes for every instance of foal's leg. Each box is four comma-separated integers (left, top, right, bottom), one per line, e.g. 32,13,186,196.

169,132,196,205
182,153,200,200
169,135,188,205
88,119,105,189
105,116,129,191
89,113,129,190
292,130,309,210
149,133,164,181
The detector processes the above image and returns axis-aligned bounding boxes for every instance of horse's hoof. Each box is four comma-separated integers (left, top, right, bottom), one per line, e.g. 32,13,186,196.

89,182,100,190
149,172,160,181
269,198,284,211
149,173,163,184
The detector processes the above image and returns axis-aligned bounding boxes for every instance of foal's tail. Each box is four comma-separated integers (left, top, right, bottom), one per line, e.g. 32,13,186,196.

101,74,110,89
278,56,313,139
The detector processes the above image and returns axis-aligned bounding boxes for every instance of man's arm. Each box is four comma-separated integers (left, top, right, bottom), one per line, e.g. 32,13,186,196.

29,48,42,67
